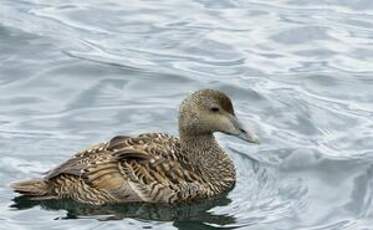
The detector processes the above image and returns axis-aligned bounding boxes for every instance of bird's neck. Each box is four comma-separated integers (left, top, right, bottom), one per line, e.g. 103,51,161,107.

179,132,236,193
180,133,220,161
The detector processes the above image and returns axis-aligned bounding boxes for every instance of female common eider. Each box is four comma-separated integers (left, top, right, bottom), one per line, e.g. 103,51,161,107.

11,89,259,205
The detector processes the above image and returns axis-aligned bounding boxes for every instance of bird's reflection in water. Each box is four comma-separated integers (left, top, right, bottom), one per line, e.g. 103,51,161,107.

11,195,237,229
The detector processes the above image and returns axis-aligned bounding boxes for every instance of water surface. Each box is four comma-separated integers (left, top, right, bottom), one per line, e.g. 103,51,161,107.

1,0,373,229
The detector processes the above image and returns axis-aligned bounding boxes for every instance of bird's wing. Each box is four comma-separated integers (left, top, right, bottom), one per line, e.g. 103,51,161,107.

44,134,203,203
45,135,154,179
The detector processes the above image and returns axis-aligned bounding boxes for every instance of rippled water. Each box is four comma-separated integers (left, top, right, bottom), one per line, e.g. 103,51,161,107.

1,0,373,229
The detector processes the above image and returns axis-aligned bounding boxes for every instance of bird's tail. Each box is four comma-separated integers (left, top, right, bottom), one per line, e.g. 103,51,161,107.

11,179,49,197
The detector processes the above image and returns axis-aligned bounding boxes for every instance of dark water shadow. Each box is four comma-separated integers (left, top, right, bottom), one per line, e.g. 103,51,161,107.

10,195,237,229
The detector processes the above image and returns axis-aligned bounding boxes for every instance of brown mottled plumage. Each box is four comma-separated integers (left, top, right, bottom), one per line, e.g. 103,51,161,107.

11,89,259,205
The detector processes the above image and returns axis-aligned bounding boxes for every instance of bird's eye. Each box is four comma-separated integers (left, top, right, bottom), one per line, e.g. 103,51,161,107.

210,107,220,112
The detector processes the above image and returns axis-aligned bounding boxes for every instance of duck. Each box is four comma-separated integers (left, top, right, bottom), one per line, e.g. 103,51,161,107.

11,89,260,205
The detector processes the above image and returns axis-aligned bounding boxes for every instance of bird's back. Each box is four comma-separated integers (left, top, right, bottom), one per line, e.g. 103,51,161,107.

12,133,217,205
